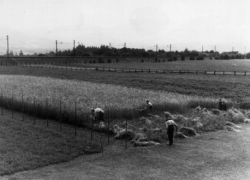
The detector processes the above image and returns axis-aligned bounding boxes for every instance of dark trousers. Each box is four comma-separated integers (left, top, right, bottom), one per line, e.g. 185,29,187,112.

95,112,104,122
167,125,175,145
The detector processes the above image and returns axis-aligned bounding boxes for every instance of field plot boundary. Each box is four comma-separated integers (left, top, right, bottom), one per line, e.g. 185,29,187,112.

22,64,250,76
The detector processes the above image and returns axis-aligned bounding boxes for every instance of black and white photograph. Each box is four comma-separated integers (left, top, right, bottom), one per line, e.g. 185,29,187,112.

0,0,250,179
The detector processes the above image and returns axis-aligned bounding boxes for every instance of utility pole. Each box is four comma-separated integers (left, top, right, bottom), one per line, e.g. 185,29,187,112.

202,45,203,53
124,42,126,48
155,44,158,62
55,40,58,55
155,44,158,52
6,35,9,57
73,40,75,50
169,44,172,52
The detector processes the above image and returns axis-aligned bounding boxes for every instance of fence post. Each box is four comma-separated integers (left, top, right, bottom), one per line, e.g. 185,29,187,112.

1,89,3,116
11,91,14,119
59,99,62,131
107,108,110,145
91,112,93,144
214,71,216,75
234,71,236,76
125,118,128,149
245,71,247,76
33,97,36,124
74,101,77,136
100,135,103,155
22,91,24,121
46,99,49,127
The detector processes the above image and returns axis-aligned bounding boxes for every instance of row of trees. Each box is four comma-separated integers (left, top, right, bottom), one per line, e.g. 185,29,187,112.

13,45,248,60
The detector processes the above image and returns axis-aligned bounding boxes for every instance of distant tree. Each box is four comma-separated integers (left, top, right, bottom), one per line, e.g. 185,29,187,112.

19,50,24,56
9,50,14,56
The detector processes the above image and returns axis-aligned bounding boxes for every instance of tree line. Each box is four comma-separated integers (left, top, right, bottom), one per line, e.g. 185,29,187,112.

11,45,249,60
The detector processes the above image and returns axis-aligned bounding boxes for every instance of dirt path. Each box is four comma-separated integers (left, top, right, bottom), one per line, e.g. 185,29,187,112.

2,125,250,180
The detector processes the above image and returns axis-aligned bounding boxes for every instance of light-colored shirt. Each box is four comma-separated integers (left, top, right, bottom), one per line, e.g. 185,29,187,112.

94,108,104,114
147,102,152,106
165,120,177,128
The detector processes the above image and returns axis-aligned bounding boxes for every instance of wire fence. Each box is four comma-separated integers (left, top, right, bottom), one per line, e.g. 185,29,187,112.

19,63,250,76
0,90,130,151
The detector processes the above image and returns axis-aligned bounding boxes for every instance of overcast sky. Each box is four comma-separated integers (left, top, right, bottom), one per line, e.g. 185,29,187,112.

0,0,249,54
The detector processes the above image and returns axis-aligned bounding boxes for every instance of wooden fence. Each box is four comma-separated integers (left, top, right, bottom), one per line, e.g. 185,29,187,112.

95,67,250,76
22,64,250,76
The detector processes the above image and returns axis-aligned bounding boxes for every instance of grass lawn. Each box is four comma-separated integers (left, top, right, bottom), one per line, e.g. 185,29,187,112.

3,124,250,180
0,108,106,176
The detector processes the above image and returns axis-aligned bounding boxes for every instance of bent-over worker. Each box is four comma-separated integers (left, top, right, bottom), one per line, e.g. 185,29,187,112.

91,107,105,122
146,100,153,111
165,113,178,146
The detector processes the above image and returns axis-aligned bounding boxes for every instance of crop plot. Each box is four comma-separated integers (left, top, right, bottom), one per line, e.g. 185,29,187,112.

0,75,218,122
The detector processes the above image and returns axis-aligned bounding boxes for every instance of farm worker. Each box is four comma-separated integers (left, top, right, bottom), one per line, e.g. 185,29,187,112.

91,107,105,123
218,98,227,111
146,100,153,111
222,100,227,111
165,112,178,146
218,98,223,110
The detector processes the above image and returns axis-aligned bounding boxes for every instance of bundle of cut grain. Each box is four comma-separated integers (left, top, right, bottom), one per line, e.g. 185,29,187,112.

224,125,240,132
145,118,153,126
131,132,148,143
228,108,246,123
244,118,250,123
175,132,187,139
195,106,202,112
113,124,135,140
244,111,250,118
179,127,197,137
211,109,221,115
195,109,225,131
225,121,241,129
148,114,161,120
191,117,203,131
173,114,188,125
164,111,174,120
133,141,160,147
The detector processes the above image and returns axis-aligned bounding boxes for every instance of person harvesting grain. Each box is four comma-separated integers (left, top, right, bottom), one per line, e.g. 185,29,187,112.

218,98,223,110
91,108,105,123
146,100,153,111
164,112,178,146
218,98,227,111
